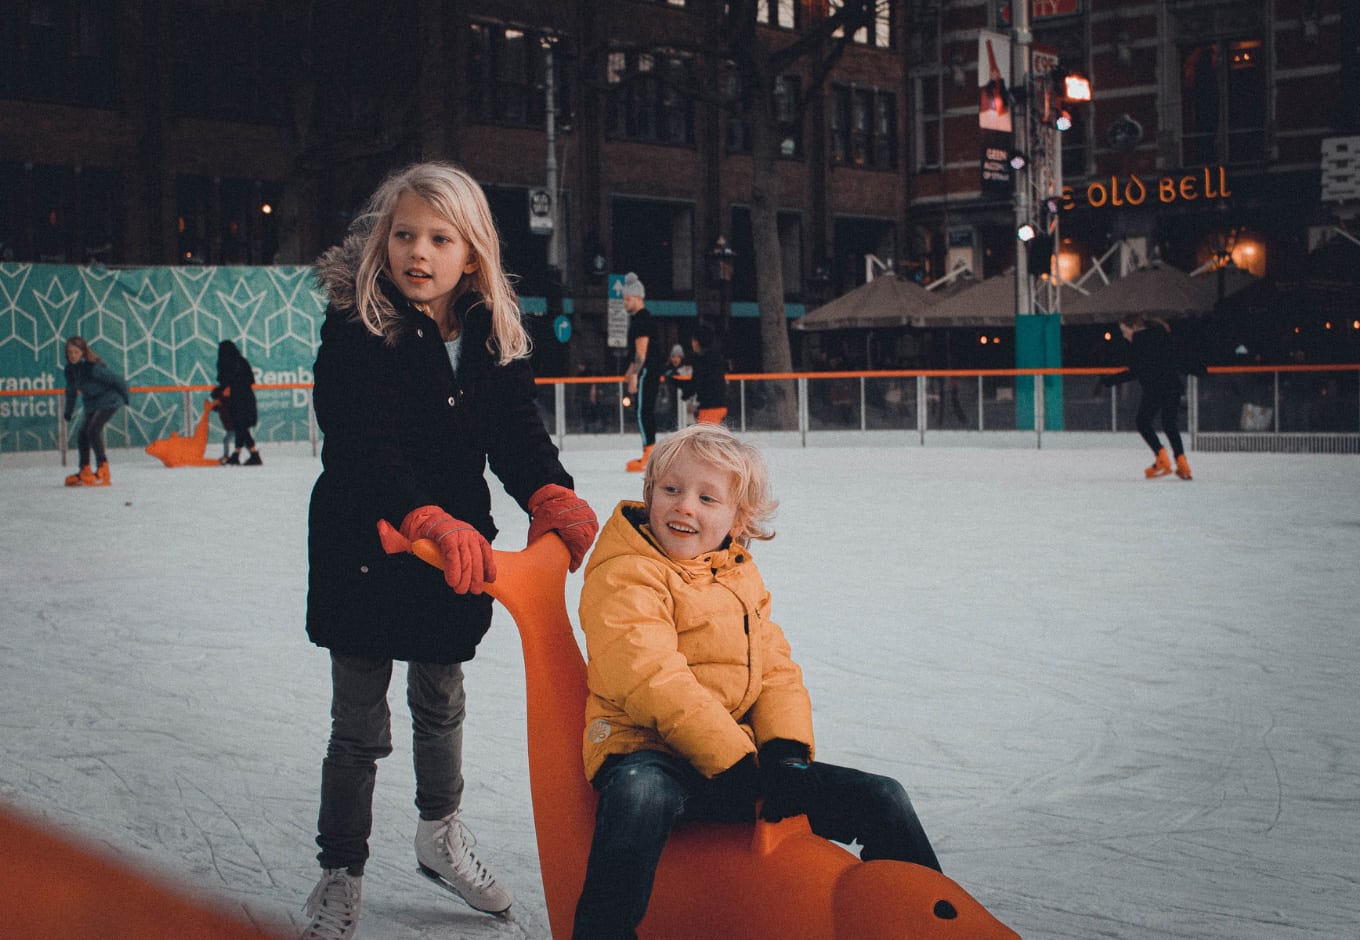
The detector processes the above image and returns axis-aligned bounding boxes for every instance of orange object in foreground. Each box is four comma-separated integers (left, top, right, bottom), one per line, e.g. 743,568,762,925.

145,398,222,468
0,806,287,940
391,528,1022,940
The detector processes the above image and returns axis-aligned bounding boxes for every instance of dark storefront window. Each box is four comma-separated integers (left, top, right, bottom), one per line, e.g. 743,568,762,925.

1181,38,1266,166
728,206,804,302
176,176,280,265
0,162,121,263
611,198,695,299
467,22,571,130
606,52,695,145
831,84,896,169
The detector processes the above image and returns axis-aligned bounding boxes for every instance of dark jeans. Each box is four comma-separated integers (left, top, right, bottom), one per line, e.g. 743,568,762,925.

572,749,940,939
635,367,661,449
77,407,118,466
314,653,466,874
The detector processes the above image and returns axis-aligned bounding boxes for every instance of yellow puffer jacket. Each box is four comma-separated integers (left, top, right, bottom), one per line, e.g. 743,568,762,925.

580,501,814,782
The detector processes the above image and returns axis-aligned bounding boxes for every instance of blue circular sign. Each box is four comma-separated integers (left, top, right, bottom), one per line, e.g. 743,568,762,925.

552,315,572,343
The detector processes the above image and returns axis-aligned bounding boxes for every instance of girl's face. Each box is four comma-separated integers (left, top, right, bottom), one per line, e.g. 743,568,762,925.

65,343,83,364
386,191,479,319
648,450,745,559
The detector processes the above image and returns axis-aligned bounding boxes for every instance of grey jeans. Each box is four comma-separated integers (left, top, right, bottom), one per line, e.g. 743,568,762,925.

315,653,466,874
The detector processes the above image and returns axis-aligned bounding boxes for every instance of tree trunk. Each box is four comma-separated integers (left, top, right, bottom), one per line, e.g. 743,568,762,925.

747,70,798,427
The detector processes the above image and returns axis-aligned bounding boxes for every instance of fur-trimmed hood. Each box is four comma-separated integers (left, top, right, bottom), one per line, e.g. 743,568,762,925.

313,232,367,315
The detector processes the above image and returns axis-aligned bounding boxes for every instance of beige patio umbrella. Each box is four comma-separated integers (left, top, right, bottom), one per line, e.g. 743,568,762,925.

1062,262,1217,324
791,274,943,331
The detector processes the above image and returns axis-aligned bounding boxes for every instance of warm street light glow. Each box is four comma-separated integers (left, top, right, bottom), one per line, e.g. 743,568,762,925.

1063,73,1091,101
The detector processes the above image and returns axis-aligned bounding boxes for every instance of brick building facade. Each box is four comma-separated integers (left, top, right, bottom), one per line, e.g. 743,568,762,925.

3,1,1356,372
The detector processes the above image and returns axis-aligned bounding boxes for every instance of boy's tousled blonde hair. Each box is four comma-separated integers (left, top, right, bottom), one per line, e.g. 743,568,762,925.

353,161,529,364
643,424,778,544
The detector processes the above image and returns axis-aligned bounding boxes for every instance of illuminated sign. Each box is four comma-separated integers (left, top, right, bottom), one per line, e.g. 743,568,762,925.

1062,166,1232,210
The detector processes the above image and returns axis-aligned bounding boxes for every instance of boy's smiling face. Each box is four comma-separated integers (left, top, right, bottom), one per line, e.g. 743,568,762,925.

647,450,744,560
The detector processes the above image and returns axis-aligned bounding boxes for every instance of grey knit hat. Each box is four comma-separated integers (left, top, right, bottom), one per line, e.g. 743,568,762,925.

622,272,645,298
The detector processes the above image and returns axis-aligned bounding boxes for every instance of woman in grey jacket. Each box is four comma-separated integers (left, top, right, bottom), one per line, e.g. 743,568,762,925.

62,336,130,487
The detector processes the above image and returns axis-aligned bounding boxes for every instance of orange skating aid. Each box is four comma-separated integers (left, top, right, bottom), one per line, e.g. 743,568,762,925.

145,399,225,468
378,524,1021,940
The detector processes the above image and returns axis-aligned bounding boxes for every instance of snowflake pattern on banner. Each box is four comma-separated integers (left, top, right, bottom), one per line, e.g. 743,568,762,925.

0,263,325,452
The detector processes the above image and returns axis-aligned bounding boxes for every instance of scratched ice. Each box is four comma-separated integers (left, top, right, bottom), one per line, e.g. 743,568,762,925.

2,440,1357,939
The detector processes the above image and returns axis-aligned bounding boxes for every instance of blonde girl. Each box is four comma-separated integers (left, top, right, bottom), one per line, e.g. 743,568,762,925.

301,161,597,940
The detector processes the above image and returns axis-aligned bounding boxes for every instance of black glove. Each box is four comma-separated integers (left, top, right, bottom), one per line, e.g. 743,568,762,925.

758,739,818,822
713,753,760,805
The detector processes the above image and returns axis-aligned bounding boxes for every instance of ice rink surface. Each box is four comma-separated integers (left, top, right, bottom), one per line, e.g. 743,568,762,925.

2,440,1357,939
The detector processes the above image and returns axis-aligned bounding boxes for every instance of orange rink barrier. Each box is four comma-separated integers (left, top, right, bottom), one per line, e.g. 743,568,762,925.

0,804,288,940
383,529,1020,940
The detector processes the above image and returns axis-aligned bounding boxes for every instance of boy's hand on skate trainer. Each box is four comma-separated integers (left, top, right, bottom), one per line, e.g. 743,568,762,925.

400,505,497,594
758,740,818,822
527,483,600,572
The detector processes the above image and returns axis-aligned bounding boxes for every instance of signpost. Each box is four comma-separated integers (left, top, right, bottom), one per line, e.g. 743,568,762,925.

529,188,553,236
606,274,629,349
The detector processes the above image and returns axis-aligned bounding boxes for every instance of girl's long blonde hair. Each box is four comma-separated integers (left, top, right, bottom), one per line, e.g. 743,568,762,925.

643,424,778,544
352,162,529,364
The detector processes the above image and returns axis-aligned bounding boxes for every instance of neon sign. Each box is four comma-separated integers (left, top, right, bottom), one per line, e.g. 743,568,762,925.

1063,166,1231,210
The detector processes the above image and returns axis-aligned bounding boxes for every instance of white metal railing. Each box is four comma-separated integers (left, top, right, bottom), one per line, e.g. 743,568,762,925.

5,367,1358,458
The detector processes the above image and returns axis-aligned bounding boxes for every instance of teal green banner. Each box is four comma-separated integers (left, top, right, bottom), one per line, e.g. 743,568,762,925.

0,263,326,453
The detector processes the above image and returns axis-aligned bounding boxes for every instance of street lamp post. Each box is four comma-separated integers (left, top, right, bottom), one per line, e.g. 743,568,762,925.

707,235,736,340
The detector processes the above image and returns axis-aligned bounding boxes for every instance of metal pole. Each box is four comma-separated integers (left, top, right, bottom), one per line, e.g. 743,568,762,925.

1012,3,1033,319
544,42,561,274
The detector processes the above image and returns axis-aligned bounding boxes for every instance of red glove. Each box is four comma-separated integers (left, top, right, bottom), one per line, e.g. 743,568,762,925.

526,484,599,572
400,505,497,594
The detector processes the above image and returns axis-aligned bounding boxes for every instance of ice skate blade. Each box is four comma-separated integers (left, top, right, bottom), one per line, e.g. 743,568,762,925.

416,863,512,916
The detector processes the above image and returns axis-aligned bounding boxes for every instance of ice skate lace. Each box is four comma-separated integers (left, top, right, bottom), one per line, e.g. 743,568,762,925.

434,813,497,889
301,870,360,940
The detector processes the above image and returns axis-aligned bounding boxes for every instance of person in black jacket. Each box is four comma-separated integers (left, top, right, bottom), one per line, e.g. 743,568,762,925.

1103,313,1193,480
681,324,728,425
210,340,260,465
300,162,599,940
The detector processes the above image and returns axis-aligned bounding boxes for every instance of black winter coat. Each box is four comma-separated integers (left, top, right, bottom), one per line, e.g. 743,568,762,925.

212,351,258,430
1104,325,1179,398
681,348,727,411
305,268,572,664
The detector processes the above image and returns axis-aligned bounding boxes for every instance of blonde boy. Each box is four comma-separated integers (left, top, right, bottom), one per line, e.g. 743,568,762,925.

574,424,939,939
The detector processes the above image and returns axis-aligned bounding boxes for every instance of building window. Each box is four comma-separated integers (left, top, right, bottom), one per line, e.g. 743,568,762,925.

607,52,695,146
0,0,116,106
176,175,280,266
729,206,804,301
1180,38,1266,166
726,72,802,158
913,74,942,171
170,11,290,123
757,0,799,30
831,85,896,170
467,23,571,130
612,197,696,298
830,0,893,49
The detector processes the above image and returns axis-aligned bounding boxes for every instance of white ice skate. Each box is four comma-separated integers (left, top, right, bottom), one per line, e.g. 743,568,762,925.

415,810,513,915
300,868,361,940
